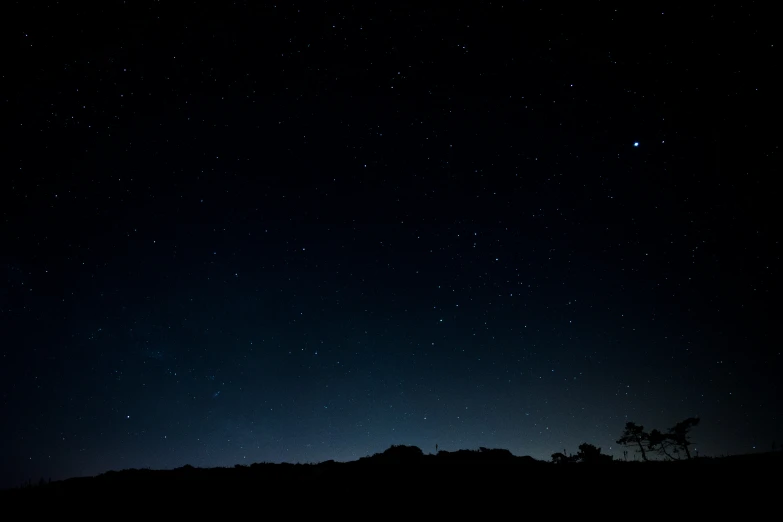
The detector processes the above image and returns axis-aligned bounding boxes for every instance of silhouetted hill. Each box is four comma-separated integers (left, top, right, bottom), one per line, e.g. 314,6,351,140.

2,446,780,512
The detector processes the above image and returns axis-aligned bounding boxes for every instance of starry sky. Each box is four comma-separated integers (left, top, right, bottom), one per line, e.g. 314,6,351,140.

2,2,780,487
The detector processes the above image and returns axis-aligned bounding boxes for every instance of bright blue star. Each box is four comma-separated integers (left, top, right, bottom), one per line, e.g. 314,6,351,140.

633,142,639,147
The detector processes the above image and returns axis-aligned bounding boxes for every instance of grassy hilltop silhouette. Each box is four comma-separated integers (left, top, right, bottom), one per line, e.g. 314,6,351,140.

4,443,780,501
5,417,780,510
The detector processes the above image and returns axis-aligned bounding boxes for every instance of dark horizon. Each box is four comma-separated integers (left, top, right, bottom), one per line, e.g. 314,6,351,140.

6,438,783,492
2,2,779,490
11,440,782,490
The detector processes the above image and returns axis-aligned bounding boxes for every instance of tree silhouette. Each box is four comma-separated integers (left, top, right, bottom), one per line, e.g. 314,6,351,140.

647,429,679,460
616,422,650,461
668,417,700,459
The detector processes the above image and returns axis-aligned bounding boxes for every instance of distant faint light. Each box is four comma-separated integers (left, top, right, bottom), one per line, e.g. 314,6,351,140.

633,142,639,147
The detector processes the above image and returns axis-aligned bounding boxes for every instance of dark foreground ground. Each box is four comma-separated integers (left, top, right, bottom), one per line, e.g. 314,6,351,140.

2,447,779,514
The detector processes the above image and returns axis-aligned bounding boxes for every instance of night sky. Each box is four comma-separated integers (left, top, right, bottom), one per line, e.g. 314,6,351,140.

2,2,779,487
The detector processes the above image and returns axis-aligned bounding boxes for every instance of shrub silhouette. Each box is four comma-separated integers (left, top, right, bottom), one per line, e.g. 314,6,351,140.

373,444,425,463
576,443,613,464
553,444,612,464
432,447,522,465
478,447,515,459
551,452,578,464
